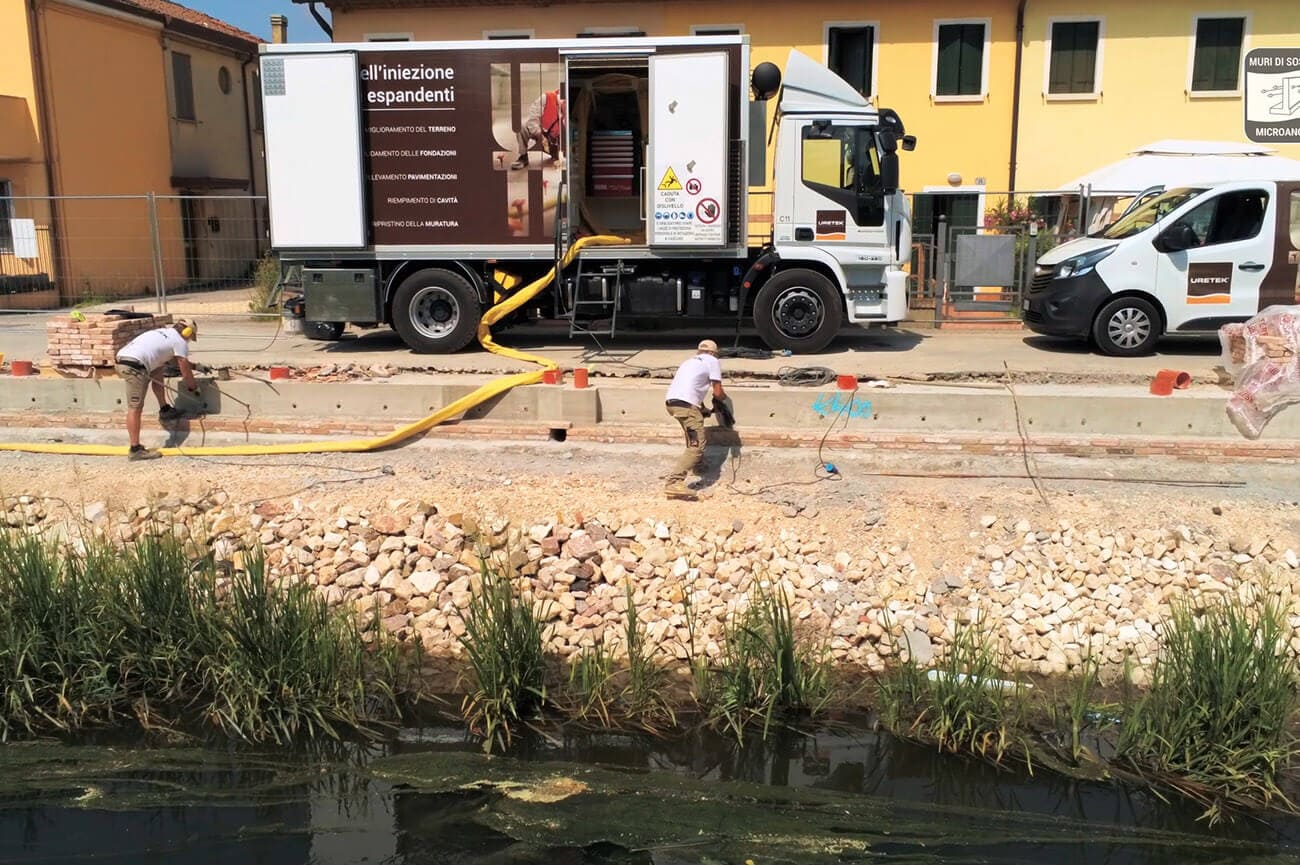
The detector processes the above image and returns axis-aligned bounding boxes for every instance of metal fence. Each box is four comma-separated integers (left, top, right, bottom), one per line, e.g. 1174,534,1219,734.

0,193,270,318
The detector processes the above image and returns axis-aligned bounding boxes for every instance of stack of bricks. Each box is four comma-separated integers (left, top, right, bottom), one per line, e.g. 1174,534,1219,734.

46,314,173,368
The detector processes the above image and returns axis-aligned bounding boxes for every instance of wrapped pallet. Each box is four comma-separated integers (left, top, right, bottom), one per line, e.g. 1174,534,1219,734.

1221,307,1300,439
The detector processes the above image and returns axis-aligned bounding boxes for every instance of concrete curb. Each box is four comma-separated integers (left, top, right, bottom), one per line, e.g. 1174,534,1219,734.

0,374,1293,442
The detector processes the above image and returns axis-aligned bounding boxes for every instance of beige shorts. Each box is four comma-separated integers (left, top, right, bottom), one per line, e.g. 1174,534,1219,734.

116,363,152,409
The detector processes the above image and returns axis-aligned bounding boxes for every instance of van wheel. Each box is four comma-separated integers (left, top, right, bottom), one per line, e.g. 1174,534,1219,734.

391,269,481,353
1092,296,1161,357
753,269,843,354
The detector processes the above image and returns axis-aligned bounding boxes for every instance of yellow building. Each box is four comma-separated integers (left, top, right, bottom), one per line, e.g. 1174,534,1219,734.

296,0,1300,238
0,0,266,307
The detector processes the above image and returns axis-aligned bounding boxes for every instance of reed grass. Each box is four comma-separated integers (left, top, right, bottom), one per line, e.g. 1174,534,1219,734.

1117,593,1300,822
458,559,548,752
714,581,833,740
0,529,404,743
875,618,1028,766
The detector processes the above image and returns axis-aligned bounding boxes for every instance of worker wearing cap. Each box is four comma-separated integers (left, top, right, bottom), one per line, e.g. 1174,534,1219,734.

663,339,727,499
114,319,200,461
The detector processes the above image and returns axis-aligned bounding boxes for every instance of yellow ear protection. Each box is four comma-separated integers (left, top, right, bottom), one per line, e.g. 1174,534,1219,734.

177,320,195,340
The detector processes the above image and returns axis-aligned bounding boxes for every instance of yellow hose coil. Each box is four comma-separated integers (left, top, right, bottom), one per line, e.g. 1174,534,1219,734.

0,235,629,457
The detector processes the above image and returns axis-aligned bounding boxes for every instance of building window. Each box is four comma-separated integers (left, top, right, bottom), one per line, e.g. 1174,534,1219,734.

218,66,232,95
364,33,412,42
1047,20,1100,95
577,28,645,38
827,25,875,98
692,26,741,36
172,52,195,121
485,30,534,39
935,21,987,98
1191,16,1245,93
0,180,13,254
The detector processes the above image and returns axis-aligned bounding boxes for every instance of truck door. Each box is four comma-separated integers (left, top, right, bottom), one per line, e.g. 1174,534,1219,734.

646,51,730,248
790,122,889,265
1153,184,1275,330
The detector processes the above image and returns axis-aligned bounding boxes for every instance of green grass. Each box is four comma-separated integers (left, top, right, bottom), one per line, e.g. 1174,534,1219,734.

248,255,281,314
0,529,404,744
1116,593,1300,822
458,558,548,753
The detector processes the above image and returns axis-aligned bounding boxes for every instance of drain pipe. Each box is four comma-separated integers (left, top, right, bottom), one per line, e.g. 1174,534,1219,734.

26,0,68,303
1008,0,1028,193
307,2,333,39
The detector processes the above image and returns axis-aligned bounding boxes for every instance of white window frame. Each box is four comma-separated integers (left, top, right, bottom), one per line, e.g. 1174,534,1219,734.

823,20,880,101
1186,12,1251,98
931,18,992,103
691,24,744,36
0,179,13,255
1043,16,1104,101
484,29,535,39
363,32,413,42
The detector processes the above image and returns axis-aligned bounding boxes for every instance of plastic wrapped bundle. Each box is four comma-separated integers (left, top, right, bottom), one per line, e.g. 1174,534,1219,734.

1221,306,1300,439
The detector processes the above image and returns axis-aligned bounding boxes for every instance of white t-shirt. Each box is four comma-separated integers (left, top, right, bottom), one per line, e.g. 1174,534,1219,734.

117,327,188,372
666,353,722,407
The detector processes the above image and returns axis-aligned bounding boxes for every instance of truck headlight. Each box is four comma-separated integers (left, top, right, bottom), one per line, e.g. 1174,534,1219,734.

1056,246,1116,279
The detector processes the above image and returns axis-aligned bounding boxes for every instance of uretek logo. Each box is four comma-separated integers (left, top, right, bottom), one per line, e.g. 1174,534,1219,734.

1187,263,1233,303
816,210,846,239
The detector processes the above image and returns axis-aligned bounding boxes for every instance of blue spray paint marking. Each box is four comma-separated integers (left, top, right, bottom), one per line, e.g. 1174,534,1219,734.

811,393,873,419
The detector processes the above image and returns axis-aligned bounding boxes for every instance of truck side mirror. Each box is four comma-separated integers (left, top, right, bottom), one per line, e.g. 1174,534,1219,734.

1155,222,1197,253
880,152,900,195
901,135,917,152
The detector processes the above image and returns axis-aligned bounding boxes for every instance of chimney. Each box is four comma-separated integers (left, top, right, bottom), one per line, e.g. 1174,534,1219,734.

270,14,288,44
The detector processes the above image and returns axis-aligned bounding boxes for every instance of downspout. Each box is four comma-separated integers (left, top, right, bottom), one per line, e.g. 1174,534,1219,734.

308,2,333,39
240,56,262,255
1008,0,1027,193
26,0,67,302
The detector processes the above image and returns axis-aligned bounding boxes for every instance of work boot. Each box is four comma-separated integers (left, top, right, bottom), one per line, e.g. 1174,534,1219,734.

159,404,181,422
664,482,697,501
511,153,529,169
128,445,161,461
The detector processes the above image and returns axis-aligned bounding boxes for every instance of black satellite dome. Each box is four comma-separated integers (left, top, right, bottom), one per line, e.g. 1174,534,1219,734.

750,62,782,101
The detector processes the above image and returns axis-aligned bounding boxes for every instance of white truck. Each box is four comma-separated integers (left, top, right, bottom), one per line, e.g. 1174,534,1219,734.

259,36,916,354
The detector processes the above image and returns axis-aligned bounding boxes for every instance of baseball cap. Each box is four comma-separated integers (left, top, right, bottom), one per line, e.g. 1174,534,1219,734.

697,339,719,354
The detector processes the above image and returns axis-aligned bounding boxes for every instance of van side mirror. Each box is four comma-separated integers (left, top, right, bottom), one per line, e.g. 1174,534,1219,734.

880,152,900,195
1155,222,1197,253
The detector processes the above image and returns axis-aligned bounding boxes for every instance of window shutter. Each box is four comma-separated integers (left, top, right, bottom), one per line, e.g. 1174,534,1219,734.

958,24,983,95
1192,17,1244,92
1049,21,1099,94
828,26,873,98
172,52,195,121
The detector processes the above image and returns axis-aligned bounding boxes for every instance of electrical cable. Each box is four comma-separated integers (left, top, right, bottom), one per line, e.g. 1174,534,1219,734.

1003,361,1051,507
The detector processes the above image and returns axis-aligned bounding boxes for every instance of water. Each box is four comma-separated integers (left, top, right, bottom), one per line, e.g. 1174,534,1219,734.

2,724,1298,864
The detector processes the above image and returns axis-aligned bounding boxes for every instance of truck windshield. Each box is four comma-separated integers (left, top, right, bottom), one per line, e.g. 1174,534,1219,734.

801,125,883,226
1098,187,1207,240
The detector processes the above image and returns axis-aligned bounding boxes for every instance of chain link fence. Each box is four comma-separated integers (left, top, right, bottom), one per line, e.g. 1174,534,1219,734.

0,193,272,320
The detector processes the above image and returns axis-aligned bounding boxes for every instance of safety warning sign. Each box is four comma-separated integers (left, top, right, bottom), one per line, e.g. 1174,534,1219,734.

685,177,702,195
657,167,683,191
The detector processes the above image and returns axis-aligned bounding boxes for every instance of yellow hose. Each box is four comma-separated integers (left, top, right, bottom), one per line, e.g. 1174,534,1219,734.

0,235,628,457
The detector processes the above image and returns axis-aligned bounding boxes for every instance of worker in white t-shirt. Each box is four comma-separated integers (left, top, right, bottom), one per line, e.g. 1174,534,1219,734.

663,339,727,499
114,319,200,460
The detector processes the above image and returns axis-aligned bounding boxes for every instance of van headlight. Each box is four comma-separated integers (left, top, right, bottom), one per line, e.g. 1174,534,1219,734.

1056,246,1116,279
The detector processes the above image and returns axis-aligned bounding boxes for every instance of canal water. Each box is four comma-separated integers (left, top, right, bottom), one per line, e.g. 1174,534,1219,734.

2,723,1297,864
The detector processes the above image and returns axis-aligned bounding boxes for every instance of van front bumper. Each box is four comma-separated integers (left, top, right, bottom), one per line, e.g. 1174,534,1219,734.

1022,271,1110,339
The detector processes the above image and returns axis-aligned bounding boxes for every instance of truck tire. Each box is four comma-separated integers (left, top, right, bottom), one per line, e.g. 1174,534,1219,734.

391,269,481,354
753,269,843,354
303,320,344,341
1091,296,1161,357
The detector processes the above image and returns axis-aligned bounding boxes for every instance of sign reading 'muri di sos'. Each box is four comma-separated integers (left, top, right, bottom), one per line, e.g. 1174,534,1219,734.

1245,48,1300,144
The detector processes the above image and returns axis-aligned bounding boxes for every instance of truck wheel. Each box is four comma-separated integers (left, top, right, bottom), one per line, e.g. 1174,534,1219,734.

1091,296,1161,357
303,321,344,341
391,269,481,353
753,269,843,353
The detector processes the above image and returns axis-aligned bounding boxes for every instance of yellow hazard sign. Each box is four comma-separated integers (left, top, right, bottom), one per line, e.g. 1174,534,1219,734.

657,166,682,191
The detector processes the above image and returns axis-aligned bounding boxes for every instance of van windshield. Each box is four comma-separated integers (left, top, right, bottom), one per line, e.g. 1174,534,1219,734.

1098,187,1207,240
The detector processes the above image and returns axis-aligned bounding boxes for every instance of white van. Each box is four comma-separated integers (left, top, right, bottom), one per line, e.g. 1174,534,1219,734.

1024,180,1300,356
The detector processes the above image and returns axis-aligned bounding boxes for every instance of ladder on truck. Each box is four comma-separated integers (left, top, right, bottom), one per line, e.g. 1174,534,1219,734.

552,180,624,340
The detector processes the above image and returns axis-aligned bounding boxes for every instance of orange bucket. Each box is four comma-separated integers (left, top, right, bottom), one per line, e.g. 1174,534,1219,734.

573,367,589,389
10,360,33,377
